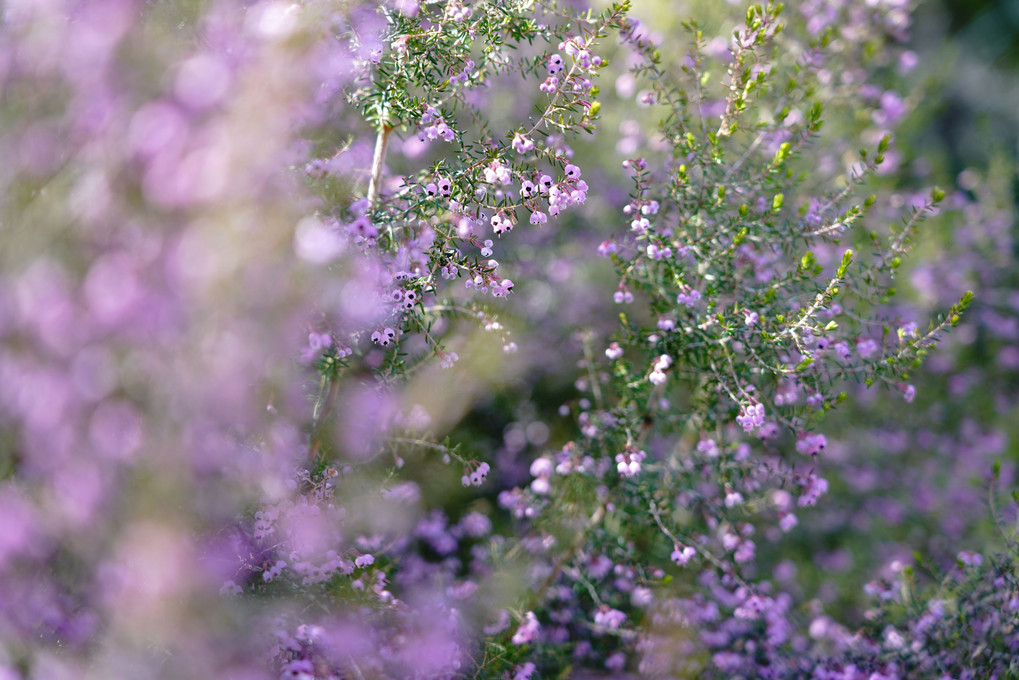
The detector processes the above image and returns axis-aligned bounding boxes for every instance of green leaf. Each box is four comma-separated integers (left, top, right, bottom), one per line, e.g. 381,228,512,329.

836,249,854,278
794,357,814,372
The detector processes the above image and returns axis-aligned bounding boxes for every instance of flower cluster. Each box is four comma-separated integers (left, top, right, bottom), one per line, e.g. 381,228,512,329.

419,105,456,142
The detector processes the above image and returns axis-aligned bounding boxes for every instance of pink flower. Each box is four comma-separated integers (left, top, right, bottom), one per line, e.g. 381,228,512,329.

736,401,765,432
671,544,696,565
512,611,540,645
957,550,983,567
512,133,534,154
795,431,827,456
856,337,879,359
594,606,626,629
483,160,512,185
615,448,646,477
797,473,829,506
513,662,536,680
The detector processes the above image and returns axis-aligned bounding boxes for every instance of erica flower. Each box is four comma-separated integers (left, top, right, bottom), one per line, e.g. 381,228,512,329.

615,447,646,476
512,133,534,154
856,337,879,358
957,550,983,567
795,431,827,456
671,543,696,565
676,288,701,306
513,662,537,680
797,472,829,506
512,611,540,645
491,278,514,297
647,354,672,385
594,606,626,630
734,594,768,620
724,488,744,507
697,438,720,458
461,461,490,486
546,53,564,75
483,160,512,185
491,212,514,236
371,327,397,346
647,243,672,260
736,401,765,432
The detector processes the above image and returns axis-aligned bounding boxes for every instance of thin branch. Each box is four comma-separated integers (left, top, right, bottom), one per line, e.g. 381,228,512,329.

368,121,394,209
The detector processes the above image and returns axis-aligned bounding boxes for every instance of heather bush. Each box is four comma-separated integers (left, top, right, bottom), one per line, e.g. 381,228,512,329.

0,1,1015,679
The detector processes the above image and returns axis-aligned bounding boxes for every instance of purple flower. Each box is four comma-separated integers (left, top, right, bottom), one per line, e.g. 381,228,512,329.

615,448,647,476
594,606,626,630
512,133,534,154
957,550,983,567
547,53,564,75
795,431,827,456
512,611,540,645
671,544,696,565
856,337,879,359
736,402,765,433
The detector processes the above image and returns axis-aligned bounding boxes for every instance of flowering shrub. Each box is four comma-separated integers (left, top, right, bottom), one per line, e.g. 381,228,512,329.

0,1,1014,679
